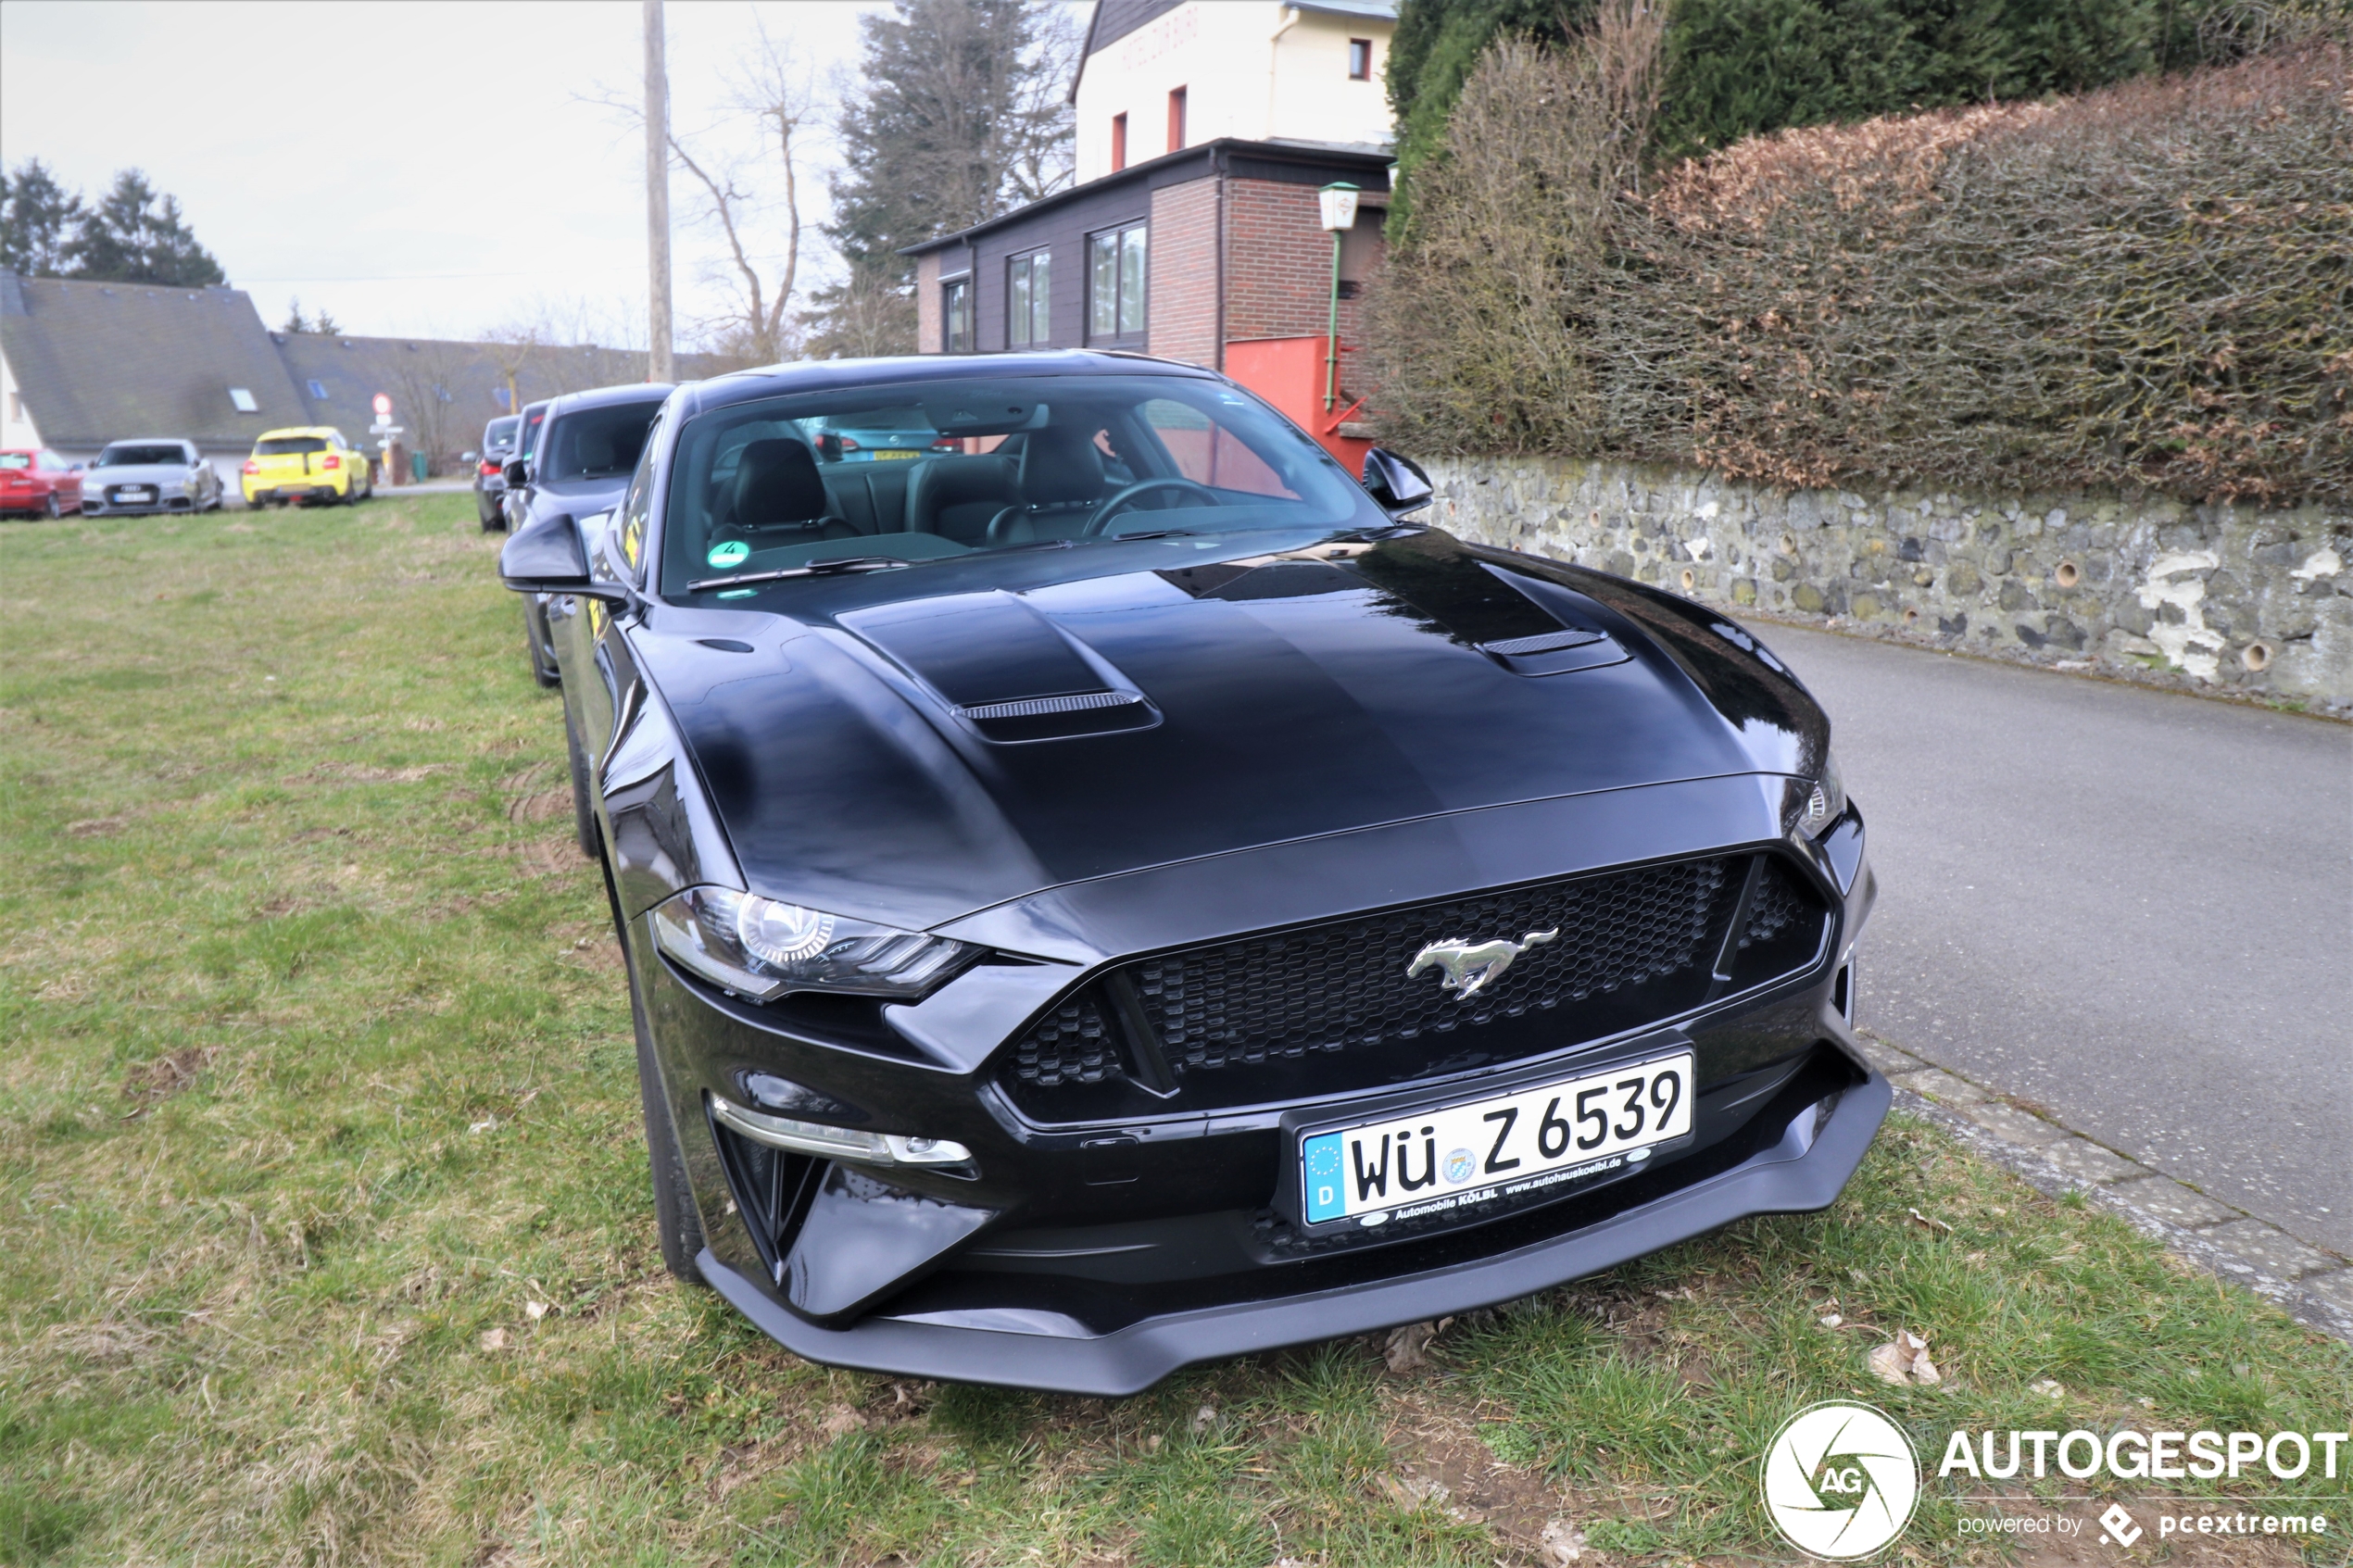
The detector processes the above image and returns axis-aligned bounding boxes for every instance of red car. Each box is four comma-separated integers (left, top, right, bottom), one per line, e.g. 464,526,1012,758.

0,448,83,518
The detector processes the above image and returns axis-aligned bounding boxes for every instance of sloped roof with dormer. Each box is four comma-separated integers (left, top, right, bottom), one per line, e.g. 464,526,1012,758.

0,271,309,450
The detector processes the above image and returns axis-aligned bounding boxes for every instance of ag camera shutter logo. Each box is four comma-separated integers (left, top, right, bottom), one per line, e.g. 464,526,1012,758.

1761,1401,1920,1559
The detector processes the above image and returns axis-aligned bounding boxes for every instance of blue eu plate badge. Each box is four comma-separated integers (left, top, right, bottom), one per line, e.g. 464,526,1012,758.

1302,1133,1347,1223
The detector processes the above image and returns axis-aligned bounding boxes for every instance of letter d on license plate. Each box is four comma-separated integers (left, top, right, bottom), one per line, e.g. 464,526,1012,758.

1300,1052,1692,1225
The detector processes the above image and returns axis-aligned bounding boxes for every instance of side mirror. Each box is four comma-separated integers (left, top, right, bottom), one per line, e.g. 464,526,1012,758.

1361,447,1434,519
499,511,629,600
503,458,530,488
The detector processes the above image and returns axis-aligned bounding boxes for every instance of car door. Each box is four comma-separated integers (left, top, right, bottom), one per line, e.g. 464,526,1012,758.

561,411,666,822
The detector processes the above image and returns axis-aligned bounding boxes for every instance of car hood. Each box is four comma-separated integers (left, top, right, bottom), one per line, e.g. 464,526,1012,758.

90,465,191,484
643,530,1831,932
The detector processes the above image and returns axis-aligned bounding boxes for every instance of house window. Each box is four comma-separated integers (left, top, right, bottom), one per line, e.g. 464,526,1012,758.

1008,251,1051,348
1087,222,1147,343
306,379,328,399
1111,112,1127,172
1349,38,1372,80
942,276,972,353
1167,86,1187,152
229,387,258,412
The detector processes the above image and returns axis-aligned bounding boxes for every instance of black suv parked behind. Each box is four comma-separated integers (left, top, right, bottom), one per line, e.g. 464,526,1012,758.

504,382,673,687
474,414,522,530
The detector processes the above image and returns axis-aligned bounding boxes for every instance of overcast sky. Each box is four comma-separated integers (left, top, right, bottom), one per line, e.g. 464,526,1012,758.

0,1,900,346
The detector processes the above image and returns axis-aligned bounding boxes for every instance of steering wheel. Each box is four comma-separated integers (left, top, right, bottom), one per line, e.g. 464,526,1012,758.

1080,477,1221,537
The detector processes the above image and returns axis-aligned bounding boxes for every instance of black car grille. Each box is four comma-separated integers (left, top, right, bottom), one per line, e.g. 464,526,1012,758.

1000,852,1831,1119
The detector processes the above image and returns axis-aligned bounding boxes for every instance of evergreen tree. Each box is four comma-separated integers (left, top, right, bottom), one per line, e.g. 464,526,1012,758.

282,298,312,333
824,0,1075,281
0,158,86,277
64,169,225,287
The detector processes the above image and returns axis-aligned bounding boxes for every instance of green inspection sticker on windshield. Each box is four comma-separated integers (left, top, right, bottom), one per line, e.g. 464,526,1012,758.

706,540,749,569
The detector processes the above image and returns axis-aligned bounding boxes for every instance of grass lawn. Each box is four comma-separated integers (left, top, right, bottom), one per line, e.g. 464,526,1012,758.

2,494,2347,1567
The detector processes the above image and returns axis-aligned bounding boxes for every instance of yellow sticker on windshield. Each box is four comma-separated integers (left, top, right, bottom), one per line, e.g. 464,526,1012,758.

707,540,749,569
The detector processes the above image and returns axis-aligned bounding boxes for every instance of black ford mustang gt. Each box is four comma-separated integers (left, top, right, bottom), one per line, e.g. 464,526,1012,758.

499,350,1884,1396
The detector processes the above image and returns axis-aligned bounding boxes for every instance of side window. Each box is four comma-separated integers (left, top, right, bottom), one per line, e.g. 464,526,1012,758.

617,411,662,580
1139,399,1296,497
1087,221,1147,343
942,278,972,353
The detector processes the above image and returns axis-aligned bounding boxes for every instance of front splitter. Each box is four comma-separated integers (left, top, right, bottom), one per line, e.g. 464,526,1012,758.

700,1069,1891,1396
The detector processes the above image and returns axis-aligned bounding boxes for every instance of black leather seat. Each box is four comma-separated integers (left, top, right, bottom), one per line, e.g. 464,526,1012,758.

985,426,1111,545
904,454,1017,545
715,440,861,543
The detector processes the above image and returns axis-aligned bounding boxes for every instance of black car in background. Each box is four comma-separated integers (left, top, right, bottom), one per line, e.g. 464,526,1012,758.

505,383,672,687
474,414,522,530
498,352,1883,1395
490,399,552,533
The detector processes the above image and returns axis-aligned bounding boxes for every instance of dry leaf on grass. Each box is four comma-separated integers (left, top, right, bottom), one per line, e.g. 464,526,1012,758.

478,1327,507,1352
1383,1315,1453,1373
1868,1328,1941,1386
818,1405,863,1438
1906,1206,1955,1235
1541,1519,1589,1564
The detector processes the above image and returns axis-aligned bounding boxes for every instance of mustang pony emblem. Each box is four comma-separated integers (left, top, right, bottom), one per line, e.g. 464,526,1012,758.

1406,929,1559,1000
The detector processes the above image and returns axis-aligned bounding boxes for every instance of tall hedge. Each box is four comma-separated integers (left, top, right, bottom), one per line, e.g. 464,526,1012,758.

1388,0,2280,207
1366,38,2353,505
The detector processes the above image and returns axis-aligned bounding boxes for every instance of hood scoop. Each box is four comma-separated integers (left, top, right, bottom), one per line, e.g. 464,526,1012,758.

838,590,1158,742
1345,539,1632,676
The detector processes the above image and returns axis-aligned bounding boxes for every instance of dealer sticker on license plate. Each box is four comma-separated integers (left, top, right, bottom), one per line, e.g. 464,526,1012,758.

1300,1052,1692,1226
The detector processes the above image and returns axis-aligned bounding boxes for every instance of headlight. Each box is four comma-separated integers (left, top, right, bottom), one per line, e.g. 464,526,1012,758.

1796,751,1848,838
649,885,976,1001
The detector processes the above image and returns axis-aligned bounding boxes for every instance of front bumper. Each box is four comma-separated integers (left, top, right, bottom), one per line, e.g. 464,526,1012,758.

628,773,1881,1393
702,1060,1887,1395
85,495,195,515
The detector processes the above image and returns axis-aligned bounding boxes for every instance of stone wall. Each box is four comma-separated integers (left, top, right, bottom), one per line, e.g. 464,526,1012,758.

1423,456,2353,714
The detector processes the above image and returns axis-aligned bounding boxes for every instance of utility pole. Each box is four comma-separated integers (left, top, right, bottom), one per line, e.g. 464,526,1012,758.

645,0,674,383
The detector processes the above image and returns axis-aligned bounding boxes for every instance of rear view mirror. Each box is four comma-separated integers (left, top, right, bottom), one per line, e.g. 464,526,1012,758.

1361,446,1434,519
499,511,628,600
503,459,530,488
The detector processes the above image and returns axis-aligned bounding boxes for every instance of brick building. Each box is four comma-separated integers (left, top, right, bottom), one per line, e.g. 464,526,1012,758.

905,1,1395,465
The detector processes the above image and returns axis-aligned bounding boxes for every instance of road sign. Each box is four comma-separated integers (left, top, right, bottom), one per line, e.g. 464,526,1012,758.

371,393,393,417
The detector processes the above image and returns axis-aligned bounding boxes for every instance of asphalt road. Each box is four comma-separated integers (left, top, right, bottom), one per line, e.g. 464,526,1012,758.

1756,625,2353,1258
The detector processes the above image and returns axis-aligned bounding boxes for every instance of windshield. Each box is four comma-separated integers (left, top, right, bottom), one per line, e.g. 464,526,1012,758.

484,417,520,451
98,444,187,467
542,399,663,483
519,408,547,458
255,436,327,457
659,373,1383,596
0,453,30,470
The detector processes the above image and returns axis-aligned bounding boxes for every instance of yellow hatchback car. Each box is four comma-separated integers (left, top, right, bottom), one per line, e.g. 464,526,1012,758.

242,427,375,507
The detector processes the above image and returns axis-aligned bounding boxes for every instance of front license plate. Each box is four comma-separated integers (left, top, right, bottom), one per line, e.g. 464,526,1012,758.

117,488,154,501
1301,1052,1693,1226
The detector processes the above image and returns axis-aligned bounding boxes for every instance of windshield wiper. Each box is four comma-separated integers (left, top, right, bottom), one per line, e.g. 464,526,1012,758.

686,556,911,592
1111,528,1197,541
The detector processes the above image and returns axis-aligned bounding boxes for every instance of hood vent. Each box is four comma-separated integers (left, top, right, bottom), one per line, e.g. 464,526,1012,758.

958,690,1145,721
840,590,1158,743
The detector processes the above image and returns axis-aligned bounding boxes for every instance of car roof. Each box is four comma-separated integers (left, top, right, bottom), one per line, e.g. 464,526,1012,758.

547,382,675,418
683,350,1213,419
103,436,197,445
253,426,340,440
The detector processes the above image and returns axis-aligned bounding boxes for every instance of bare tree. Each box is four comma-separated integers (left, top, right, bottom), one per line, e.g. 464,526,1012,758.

383,339,479,475
587,18,817,367
483,320,546,422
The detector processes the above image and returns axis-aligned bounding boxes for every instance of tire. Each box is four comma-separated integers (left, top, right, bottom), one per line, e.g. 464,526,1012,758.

565,716,598,860
44,494,60,520
526,599,561,690
607,852,707,1286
